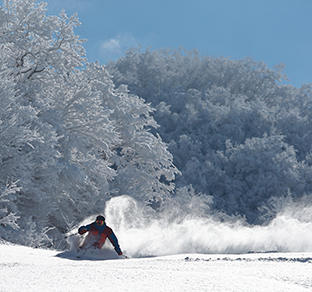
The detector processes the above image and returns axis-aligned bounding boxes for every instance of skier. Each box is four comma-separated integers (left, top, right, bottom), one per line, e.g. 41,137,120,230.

78,215,123,255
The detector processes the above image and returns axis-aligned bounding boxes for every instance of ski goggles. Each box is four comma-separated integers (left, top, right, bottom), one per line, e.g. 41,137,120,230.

96,219,104,226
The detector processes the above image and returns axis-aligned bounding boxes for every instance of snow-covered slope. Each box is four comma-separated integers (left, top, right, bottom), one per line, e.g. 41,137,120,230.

1,243,312,292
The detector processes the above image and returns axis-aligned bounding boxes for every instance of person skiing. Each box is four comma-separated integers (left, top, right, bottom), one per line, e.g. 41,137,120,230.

78,215,122,255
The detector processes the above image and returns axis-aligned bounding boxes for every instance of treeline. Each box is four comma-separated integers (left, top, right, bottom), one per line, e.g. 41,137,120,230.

107,48,312,223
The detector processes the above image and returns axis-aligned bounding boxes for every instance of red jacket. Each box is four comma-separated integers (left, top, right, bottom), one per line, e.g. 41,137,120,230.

78,222,122,254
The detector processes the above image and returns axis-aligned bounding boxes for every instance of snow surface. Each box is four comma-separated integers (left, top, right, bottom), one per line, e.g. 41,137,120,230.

1,243,312,292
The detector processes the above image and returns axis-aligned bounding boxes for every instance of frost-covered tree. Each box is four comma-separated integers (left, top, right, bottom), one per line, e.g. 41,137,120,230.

0,0,177,246
83,62,179,207
0,0,116,243
107,48,312,223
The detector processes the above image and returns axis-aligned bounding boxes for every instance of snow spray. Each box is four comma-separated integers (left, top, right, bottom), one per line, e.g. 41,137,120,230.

103,195,312,258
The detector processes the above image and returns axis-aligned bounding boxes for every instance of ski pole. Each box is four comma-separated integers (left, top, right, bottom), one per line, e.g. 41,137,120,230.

36,233,78,248
50,233,78,246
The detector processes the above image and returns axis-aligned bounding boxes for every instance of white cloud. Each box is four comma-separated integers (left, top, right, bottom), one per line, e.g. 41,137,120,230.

99,32,158,63
102,38,122,53
100,33,138,59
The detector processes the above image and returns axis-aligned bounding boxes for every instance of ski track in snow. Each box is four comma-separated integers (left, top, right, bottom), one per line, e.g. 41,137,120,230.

1,244,312,292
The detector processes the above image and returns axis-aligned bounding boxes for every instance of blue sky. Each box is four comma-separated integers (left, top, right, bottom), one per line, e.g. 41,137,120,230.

42,0,312,87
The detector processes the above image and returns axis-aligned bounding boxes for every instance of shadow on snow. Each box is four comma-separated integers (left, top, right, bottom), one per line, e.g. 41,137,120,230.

56,247,123,261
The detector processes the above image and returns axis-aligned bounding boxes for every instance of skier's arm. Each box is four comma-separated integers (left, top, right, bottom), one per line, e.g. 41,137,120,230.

108,232,122,255
78,223,92,234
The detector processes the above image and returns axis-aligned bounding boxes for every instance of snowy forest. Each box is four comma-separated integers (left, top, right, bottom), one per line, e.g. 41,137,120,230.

1,0,312,249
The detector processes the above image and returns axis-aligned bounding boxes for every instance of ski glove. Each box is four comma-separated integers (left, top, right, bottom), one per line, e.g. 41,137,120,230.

78,227,87,235
117,251,123,256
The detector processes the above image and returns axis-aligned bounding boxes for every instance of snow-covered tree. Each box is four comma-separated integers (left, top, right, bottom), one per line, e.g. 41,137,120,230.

0,0,116,243
107,48,312,223
0,0,178,246
83,62,179,207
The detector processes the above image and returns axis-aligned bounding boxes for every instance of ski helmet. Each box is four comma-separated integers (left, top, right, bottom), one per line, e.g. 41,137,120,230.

96,215,105,222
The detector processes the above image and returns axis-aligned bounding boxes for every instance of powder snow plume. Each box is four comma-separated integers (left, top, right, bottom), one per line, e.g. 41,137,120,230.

103,195,312,258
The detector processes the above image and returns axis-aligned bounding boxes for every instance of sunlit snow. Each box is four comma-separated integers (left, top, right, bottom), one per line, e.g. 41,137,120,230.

1,244,312,292
2,196,312,291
